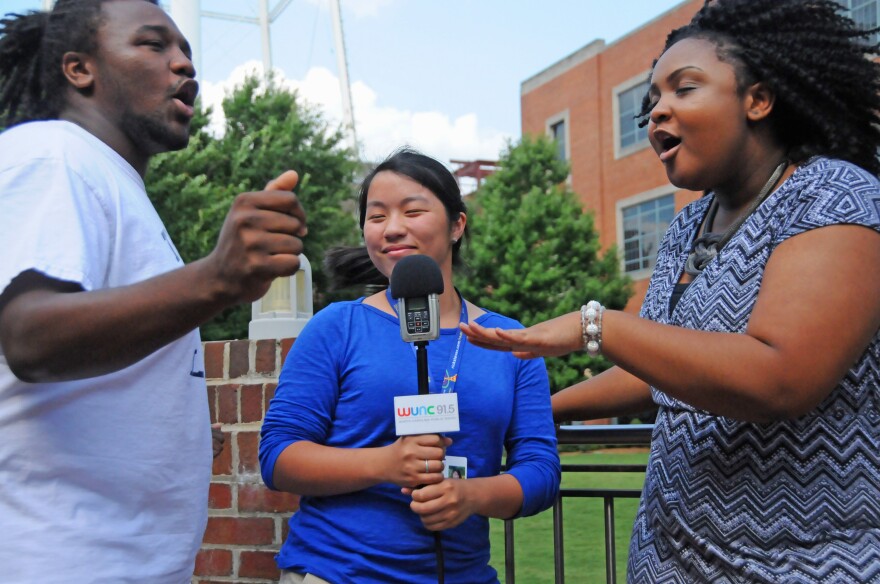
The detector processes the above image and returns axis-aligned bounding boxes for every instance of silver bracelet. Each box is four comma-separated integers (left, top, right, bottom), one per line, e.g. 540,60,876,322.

580,300,604,356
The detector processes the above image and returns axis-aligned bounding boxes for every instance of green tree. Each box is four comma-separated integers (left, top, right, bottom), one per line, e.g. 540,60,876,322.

459,135,633,392
147,74,360,341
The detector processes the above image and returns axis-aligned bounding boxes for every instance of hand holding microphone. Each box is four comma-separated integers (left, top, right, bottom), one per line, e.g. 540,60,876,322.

384,434,452,489
387,255,452,487
405,476,474,531
390,255,469,536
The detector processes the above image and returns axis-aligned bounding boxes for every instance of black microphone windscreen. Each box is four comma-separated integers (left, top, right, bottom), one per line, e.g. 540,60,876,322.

389,255,444,298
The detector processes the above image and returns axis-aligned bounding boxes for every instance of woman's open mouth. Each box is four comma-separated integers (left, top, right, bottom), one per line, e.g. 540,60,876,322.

658,135,681,162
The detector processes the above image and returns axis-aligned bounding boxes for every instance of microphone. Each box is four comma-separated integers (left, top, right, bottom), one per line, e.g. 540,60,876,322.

390,254,444,345
389,254,447,583
390,255,443,395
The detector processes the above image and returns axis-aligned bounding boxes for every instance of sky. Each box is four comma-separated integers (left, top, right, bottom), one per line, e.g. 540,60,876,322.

3,0,685,166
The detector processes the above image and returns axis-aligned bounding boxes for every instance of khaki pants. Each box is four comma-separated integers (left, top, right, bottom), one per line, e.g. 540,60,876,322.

279,569,332,584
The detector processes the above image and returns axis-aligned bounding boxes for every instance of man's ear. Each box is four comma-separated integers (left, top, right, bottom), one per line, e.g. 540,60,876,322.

744,81,775,122
61,51,95,91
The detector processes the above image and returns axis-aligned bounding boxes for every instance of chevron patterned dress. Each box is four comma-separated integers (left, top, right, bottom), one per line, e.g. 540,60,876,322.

627,157,880,583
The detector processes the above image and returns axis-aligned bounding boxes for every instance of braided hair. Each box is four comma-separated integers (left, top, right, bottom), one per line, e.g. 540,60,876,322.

638,0,880,175
0,0,159,127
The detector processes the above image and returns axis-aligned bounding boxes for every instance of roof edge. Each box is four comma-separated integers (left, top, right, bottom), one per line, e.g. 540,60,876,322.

520,1,692,95
521,39,605,95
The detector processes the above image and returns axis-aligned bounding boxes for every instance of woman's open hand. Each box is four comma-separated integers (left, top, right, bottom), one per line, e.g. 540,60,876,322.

460,311,583,359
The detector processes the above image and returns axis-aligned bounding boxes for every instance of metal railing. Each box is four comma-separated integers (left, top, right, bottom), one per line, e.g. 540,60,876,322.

503,424,654,584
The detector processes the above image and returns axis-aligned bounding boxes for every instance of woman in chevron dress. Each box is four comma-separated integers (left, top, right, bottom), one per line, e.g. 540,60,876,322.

461,0,880,581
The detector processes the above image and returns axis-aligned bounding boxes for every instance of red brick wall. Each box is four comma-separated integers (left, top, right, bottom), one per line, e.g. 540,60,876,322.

193,338,299,584
521,0,703,314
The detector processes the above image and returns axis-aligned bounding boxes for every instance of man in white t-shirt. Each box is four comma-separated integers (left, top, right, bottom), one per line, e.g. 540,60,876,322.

0,1,307,582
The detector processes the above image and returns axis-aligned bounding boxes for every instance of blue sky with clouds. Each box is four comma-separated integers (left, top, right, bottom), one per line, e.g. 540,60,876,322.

4,0,685,163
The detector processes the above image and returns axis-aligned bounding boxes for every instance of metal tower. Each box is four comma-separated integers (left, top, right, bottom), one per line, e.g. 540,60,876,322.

169,0,358,157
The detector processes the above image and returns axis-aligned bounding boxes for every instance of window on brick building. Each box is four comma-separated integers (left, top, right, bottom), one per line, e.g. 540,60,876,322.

550,120,567,161
621,194,675,274
546,111,570,162
617,80,649,151
838,0,879,43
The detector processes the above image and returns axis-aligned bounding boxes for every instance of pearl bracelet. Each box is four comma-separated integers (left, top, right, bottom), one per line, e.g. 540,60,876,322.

580,300,604,356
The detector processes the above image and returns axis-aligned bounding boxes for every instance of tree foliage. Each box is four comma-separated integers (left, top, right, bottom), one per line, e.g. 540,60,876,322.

459,135,633,392
146,74,360,341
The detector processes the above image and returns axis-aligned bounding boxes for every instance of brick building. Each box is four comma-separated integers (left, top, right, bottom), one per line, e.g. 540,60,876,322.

520,0,702,313
520,0,877,313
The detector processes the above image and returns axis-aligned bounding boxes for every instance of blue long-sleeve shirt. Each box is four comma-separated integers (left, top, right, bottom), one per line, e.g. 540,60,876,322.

260,298,560,584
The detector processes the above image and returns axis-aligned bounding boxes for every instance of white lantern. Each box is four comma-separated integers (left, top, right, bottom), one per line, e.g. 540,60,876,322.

248,254,313,340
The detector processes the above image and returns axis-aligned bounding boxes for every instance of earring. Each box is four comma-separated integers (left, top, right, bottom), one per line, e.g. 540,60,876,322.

452,238,458,244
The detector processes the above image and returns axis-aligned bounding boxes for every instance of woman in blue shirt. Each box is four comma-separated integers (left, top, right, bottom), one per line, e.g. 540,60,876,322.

260,148,560,584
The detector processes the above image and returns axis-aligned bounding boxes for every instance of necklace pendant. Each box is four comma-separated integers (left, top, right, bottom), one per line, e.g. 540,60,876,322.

685,245,718,277
683,159,788,278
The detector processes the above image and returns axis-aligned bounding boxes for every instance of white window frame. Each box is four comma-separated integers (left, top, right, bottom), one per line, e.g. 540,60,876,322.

545,110,570,162
616,185,676,280
838,0,880,43
613,72,651,159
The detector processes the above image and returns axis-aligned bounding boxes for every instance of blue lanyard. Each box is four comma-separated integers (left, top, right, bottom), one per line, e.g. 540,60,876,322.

386,287,468,394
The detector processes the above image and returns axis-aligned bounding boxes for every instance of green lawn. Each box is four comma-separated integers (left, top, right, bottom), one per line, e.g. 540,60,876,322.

489,450,649,583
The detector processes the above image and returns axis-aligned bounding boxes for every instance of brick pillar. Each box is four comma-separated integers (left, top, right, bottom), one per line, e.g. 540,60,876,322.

193,338,299,584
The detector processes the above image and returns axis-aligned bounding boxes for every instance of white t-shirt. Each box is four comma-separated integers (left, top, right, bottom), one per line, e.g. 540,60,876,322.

0,121,211,583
